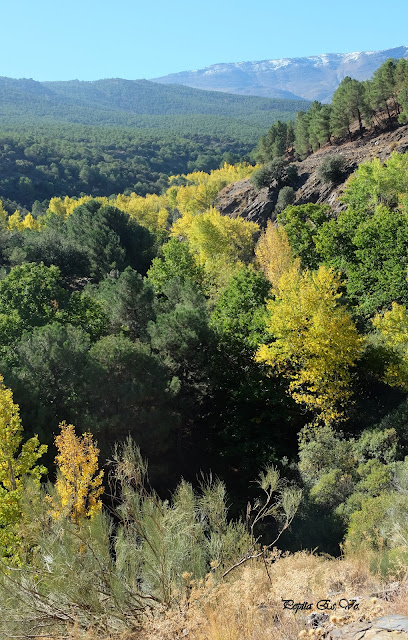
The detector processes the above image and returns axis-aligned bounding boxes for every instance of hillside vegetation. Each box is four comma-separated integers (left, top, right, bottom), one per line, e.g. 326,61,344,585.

2,58,408,640
0,77,307,209
256,57,408,163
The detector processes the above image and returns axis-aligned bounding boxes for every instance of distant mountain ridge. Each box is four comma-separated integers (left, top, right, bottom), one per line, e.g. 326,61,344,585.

0,76,307,127
153,46,408,102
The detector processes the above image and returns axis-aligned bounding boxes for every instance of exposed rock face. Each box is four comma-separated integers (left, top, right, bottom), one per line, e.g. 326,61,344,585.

215,123,408,226
329,614,408,639
214,178,275,226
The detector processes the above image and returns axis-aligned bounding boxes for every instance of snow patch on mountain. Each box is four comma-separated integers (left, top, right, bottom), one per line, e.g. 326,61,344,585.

153,47,408,102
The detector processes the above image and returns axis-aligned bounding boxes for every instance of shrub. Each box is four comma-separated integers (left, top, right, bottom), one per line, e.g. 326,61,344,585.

318,155,346,184
276,186,295,212
251,158,298,191
0,439,301,637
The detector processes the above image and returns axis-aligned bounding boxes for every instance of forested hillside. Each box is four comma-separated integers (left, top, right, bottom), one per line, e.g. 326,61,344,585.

0,76,307,121
0,77,307,210
255,57,408,163
2,58,408,640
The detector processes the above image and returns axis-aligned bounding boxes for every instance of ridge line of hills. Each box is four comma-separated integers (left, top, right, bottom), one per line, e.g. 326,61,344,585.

153,45,408,102
0,76,307,126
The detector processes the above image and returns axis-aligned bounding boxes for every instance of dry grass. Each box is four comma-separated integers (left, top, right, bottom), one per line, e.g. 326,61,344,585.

139,549,400,640
36,549,408,640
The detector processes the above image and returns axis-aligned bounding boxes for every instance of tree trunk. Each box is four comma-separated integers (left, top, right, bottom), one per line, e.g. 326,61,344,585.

357,109,364,138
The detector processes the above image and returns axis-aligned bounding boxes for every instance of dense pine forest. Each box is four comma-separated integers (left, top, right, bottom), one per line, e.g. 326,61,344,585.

2,58,408,639
0,77,306,210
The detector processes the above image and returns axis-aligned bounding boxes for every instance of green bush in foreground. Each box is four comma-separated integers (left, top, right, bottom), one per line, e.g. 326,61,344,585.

0,438,301,637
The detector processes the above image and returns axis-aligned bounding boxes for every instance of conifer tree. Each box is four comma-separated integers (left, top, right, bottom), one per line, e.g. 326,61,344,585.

257,120,288,162
308,101,324,151
330,77,367,140
294,111,311,158
315,104,332,146
369,59,397,119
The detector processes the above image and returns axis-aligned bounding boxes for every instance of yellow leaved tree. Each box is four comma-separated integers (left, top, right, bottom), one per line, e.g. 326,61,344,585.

171,206,259,290
256,265,364,424
51,422,104,524
7,210,24,231
0,375,47,559
255,221,299,289
0,200,8,228
48,195,107,219
21,212,40,231
372,302,408,390
169,163,257,216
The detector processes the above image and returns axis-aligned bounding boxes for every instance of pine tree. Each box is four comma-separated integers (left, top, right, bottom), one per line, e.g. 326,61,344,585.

330,77,367,140
294,111,311,158
308,101,324,151
315,104,332,146
369,59,397,119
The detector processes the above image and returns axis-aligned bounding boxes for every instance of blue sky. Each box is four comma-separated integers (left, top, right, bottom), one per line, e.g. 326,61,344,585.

3,0,408,81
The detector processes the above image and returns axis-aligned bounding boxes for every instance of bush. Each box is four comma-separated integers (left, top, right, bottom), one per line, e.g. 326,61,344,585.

0,441,302,637
251,158,298,191
318,155,346,184
276,186,295,212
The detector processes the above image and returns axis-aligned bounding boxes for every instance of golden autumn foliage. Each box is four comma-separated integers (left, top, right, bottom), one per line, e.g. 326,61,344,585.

372,301,408,390
51,422,104,524
0,375,47,558
171,206,258,266
256,265,364,424
113,192,170,233
5,210,40,231
44,164,256,237
0,200,8,227
7,210,24,231
48,194,101,219
255,221,299,289
169,163,258,215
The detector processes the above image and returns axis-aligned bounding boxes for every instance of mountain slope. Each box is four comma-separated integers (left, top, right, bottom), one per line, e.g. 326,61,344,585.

153,46,408,102
215,123,408,226
42,78,308,116
0,78,308,209
0,76,307,131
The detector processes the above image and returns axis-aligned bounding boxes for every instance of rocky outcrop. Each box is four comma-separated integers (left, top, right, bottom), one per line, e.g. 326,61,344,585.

214,178,275,226
215,123,408,227
329,614,408,639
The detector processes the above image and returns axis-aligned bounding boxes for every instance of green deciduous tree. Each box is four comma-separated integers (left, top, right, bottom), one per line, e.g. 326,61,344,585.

277,203,331,270
147,237,204,294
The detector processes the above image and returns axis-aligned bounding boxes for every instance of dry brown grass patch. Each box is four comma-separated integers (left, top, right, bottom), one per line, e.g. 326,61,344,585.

45,550,405,640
